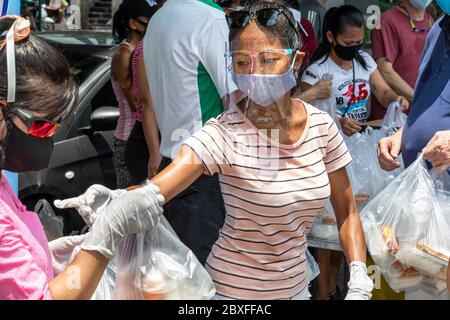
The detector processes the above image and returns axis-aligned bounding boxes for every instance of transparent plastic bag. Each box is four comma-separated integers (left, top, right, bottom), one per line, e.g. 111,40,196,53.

345,126,405,211
306,249,320,282
345,130,384,210
91,261,117,300
309,200,339,242
114,216,216,300
360,156,450,292
35,199,64,241
382,102,407,130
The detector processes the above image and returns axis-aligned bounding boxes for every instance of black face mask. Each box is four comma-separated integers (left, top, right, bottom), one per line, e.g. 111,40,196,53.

333,42,362,61
2,121,54,172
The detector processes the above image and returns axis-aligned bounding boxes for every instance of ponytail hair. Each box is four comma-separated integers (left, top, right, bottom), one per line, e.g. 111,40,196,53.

310,5,367,70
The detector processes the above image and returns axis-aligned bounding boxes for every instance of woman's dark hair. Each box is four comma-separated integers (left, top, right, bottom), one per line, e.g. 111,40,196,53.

112,0,160,43
0,17,78,121
310,5,368,70
230,0,303,51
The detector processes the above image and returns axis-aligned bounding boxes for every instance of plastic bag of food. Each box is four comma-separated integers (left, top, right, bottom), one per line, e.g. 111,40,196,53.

345,129,386,210
360,155,450,292
35,199,64,241
309,201,339,242
114,216,216,300
344,126,405,211
91,261,117,300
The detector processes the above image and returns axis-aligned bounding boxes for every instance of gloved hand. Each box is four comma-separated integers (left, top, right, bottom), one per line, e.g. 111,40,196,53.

345,261,374,300
80,183,165,260
48,234,87,275
54,185,126,227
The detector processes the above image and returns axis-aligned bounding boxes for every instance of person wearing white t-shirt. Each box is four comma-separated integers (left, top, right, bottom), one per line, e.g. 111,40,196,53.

142,0,237,265
301,6,409,138
300,5,409,300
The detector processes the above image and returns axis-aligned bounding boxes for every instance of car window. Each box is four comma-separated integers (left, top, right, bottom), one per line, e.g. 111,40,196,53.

91,80,118,111
67,80,118,138
49,43,108,84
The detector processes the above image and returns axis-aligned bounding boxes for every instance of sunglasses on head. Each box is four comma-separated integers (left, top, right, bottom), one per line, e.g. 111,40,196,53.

1,100,62,138
226,7,296,30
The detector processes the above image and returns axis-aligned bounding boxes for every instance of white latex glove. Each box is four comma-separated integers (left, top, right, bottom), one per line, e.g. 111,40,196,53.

48,234,87,275
80,183,165,260
54,184,126,227
345,261,374,300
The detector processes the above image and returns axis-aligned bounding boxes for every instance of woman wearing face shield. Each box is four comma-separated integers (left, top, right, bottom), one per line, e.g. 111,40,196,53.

0,16,164,300
301,6,409,137
126,0,373,300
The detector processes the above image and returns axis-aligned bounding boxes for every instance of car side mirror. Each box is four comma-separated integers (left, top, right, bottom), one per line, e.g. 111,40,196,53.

90,106,119,132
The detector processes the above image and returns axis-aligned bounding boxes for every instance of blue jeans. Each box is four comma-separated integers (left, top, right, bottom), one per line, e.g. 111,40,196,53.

159,157,226,265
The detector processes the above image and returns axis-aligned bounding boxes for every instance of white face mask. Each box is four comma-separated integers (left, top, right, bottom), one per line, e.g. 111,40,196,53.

410,0,433,11
231,56,297,107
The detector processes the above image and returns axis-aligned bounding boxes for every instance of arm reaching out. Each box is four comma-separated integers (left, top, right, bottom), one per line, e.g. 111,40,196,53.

151,146,205,203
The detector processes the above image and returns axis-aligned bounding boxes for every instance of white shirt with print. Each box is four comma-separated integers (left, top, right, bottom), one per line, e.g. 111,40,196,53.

301,51,377,122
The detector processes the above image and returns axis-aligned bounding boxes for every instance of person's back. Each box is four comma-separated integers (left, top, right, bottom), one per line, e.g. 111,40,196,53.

143,0,235,265
144,0,233,159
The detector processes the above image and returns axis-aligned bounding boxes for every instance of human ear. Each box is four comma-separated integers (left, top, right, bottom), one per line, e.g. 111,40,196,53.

293,51,305,74
128,18,137,31
326,30,335,46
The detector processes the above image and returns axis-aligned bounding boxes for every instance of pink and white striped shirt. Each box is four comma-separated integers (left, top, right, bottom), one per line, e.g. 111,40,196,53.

132,40,144,123
183,101,352,299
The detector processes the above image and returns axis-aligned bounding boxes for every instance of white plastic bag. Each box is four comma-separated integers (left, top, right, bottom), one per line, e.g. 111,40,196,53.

360,156,450,292
91,261,117,300
344,126,405,211
382,101,407,130
345,129,384,210
114,216,216,300
310,73,337,121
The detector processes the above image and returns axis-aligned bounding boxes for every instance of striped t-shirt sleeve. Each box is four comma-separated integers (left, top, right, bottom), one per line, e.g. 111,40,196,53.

183,119,232,176
323,114,352,173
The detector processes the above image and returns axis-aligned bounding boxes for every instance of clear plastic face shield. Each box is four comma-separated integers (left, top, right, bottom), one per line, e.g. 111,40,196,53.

0,16,31,105
223,38,303,179
224,38,302,125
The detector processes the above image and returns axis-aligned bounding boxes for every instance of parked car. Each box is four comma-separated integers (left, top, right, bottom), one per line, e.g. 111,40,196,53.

19,31,120,235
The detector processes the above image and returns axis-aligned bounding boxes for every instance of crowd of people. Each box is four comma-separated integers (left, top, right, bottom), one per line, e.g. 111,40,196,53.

0,0,449,300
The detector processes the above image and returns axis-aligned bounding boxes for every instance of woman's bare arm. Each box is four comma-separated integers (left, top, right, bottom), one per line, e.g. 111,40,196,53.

151,146,205,203
328,167,366,263
137,58,162,177
48,250,108,300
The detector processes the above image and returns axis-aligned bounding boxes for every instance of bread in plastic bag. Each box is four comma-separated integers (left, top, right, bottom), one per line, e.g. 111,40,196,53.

114,216,215,300
360,155,450,292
